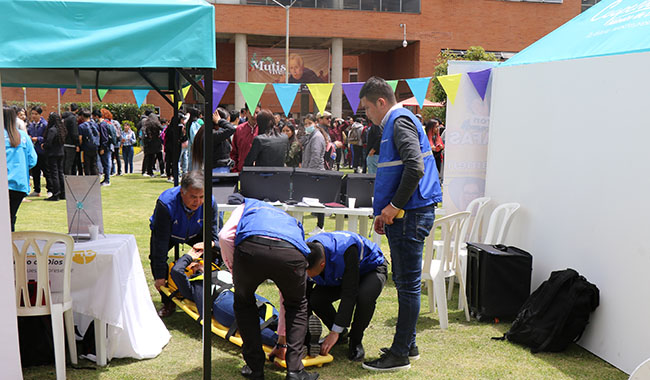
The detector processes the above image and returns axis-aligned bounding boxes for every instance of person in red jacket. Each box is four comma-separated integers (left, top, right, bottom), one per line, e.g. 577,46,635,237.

230,106,260,172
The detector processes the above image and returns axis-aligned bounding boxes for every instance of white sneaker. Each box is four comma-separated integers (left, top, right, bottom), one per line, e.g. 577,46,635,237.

46,192,53,198
309,226,325,236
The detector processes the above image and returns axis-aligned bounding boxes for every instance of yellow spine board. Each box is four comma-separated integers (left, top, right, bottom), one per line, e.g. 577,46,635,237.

160,286,334,368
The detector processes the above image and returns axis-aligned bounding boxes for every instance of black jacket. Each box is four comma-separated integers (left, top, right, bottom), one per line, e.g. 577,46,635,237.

62,111,79,147
244,133,289,167
43,124,64,157
211,119,236,168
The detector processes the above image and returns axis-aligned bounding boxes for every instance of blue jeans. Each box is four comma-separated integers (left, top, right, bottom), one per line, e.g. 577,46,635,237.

122,145,134,173
180,147,189,176
385,204,435,357
366,154,378,174
99,149,112,183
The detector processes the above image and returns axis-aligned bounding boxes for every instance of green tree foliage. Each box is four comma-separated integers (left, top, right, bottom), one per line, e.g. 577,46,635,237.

5,100,47,111
422,46,498,123
62,102,155,125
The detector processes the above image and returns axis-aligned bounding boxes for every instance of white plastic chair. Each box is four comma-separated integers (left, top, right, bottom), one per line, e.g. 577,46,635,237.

422,211,471,329
13,231,78,380
630,358,650,380
444,197,491,302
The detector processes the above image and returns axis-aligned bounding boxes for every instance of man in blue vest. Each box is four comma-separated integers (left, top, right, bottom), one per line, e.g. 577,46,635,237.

218,198,319,380
149,170,219,318
305,231,387,362
359,77,442,371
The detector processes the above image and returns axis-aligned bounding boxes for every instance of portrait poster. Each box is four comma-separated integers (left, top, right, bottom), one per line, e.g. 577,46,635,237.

248,47,330,92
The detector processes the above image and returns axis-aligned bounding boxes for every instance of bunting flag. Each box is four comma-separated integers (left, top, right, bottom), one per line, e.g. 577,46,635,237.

436,74,462,105
212,80,230,112
467,68,492,101
307,83,334,114
272,83,300,116
237,82,267,114
97,89,108,101
405,77,432,109
59,88,67,96
386,80,398,93
341,82,364,114
133,90,149,108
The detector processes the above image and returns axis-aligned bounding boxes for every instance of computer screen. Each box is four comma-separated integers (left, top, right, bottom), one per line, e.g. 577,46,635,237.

211,172,239,204
291,169,344,203
239,167,292,202
343,173,375,208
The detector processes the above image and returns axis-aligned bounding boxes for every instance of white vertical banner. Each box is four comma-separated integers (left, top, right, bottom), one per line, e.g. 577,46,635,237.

0,75,25,380
442,60,499,214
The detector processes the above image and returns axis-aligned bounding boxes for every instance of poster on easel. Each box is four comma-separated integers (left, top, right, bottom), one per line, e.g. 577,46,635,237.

64,175,104,240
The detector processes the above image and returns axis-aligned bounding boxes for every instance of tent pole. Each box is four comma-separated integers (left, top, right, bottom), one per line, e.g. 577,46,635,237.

171,69,180,262
201,68,214,380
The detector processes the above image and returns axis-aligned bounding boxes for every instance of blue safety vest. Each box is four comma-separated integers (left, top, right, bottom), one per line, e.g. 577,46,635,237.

307,231,385,287
373,108,442,216
235,198,310,256
149,186,204,244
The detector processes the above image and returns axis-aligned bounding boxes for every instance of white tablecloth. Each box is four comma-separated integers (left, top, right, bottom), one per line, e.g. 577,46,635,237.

69,234,170,360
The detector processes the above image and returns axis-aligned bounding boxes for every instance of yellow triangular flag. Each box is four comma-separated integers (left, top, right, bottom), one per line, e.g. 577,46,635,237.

307,83,334,114
436,74,462,105
177,85,191,109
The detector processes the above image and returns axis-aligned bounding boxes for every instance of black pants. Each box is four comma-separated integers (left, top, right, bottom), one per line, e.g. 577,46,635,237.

351,145,364,169
233,239,308,373
112,147,121,175
144,152,164,176
46,156,65,198
83,150,98,175
63,146,77,175
9,190,25,231
165,150,179,180
30,153,49,193
309,262,387,346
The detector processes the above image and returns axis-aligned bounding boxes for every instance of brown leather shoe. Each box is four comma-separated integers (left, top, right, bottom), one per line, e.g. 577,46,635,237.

157,302,176,318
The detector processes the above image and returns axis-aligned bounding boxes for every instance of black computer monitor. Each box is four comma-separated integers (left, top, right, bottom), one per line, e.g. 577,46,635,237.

239,166,292,202
342,173,375,208
291,169,344,203
211,172,239,204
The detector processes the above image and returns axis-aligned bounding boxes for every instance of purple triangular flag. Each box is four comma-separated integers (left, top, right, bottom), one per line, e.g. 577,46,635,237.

342,82,364,114
467,68,492,100
212,80,229,112
59,88,67,96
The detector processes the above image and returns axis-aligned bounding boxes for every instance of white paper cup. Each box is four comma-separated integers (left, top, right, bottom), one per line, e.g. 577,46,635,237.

348,197,356,208
89,225,99,240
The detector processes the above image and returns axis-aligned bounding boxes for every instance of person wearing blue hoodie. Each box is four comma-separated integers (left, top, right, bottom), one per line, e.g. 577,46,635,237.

4,106,37,231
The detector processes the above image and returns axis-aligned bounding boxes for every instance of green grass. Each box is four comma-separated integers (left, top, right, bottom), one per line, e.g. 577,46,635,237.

18,175,626,380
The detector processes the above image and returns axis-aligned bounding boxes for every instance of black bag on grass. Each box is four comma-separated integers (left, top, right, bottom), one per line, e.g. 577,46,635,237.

493,268,599,353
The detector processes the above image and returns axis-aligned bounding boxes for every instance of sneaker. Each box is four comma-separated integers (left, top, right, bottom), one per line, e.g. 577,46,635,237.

142,173,150,177
286,369,319,380
307,315,322,357
44,195,59,202
380,345,420,361
101,182,111,187
308,226,324,236
362,351,410,372
46,192,53,198
29,191,40,197
348,343,365,362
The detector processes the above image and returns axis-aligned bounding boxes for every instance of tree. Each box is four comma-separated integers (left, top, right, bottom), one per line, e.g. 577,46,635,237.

422,46,498,123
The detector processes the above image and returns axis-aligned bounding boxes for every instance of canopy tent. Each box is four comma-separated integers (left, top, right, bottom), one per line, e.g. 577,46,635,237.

397,96,444,108
486,0,650,374
0,1,218,379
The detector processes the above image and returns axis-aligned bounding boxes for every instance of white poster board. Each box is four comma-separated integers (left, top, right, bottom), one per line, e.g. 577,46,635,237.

442,60,499,214
65,175,104,238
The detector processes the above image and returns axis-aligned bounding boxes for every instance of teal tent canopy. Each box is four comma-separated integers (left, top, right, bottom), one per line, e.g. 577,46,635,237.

0,0,216,89
503,0,650,67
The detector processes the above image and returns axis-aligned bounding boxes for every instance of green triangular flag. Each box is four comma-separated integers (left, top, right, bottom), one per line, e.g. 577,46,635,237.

97,89,108,101
237,82,266,115
386,80,398,93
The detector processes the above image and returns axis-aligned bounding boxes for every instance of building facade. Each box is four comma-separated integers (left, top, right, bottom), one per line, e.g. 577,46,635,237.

2,0,581,120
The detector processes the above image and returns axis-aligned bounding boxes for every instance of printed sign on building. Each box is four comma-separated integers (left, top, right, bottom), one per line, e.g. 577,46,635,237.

248,47,330,89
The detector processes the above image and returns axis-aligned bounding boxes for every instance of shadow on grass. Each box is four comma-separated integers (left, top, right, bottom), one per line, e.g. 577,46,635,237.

175,357,294,380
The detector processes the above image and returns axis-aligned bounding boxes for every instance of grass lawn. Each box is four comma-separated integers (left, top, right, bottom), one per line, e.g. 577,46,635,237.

17,174,626,380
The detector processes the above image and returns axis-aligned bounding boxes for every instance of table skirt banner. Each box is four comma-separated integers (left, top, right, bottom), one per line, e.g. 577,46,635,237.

22,234,170,360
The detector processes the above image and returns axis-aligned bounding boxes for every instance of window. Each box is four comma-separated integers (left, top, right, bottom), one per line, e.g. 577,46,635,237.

582,0,601,12
234,0,420,12
349,69,358,82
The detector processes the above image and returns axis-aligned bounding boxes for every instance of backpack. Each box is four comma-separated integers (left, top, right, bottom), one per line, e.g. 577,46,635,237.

323,141,337,170
81,121,100,151
493,268,599,353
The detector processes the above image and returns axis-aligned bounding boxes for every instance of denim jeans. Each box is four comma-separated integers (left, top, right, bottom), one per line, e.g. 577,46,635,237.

366,154,378,174
99,149,112,183
122,145,134,173
385,203,435,357
179,147,189,176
